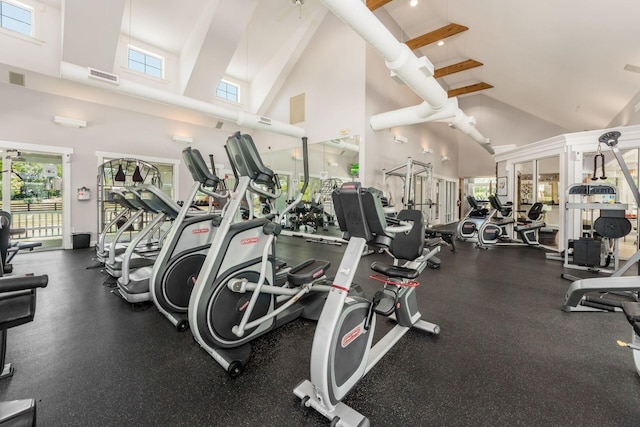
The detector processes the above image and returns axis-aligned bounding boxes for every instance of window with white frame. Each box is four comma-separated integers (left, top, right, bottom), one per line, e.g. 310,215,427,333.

128,46,163,79
216,80,240,103
0,1,32,36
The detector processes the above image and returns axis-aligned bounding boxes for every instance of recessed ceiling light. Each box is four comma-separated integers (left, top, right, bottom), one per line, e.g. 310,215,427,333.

437,40,445,47
410,0,418,6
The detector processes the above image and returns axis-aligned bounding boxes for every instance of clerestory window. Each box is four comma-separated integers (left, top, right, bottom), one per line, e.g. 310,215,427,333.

0,1,32,36
128,46,164,79
216,80,240,103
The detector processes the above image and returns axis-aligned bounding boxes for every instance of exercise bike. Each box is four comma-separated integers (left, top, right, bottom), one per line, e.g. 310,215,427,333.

188,132,332,376
476,195,546,248
456,195,492,244
294,182,440,426
149,147,228,331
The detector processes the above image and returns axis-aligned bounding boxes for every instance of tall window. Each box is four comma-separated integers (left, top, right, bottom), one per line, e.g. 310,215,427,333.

0,1,32,36
216,80,239,103
128,46,163,79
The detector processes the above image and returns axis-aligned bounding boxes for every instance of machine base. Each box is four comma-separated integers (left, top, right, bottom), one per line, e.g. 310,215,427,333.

294,379,370,427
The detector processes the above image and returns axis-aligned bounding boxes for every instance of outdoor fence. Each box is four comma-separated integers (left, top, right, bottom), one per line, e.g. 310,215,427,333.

3,202,63,239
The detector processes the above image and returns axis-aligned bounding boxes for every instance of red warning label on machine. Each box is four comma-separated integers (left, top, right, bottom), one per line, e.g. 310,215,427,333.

240,237,260,245
192,228,210,234
341,325,361,348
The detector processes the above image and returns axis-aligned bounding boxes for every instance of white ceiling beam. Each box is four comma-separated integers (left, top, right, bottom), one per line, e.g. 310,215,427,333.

251,7,328,116
178,0,220,95
61,0,126,72
180,0,257,101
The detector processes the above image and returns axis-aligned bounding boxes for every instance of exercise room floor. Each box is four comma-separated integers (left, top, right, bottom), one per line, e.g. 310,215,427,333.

1,238,639,426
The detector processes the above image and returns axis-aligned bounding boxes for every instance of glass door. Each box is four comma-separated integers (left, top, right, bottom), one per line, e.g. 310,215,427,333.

515,161,534,219
536,156,560,247
444,180,456,223
0,151,64,249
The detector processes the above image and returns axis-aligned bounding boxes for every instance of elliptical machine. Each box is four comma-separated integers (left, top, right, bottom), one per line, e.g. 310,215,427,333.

188,132,332,376
149,147,228,331
294,182,440,426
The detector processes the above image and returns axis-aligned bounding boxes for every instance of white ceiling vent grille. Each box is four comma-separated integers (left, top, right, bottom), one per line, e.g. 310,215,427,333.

258,116,272,125
88,68,119,85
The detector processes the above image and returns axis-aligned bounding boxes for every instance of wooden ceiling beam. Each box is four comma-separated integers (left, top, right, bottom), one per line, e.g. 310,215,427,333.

434,59,483,78
367,0,394,11
447,82,493,98
406,23,469,50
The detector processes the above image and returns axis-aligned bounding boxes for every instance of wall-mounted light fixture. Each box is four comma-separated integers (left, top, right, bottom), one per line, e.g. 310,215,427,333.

422,148,433,154
441,155,450,162
292,155,303,161
394,135,408,144
54,115,87,128
172,135,193,144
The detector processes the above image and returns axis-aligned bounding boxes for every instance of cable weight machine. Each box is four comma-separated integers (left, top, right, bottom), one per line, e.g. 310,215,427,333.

562,131,640,312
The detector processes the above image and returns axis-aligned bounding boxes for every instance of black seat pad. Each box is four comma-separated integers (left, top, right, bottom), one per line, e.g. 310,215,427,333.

287,259,330,286
0,290,35,330
370,261,419,280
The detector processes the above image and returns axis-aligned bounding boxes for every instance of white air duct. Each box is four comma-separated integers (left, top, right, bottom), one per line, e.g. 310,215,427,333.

370,98,459,130
327,138,359,152
60,62,305,139
319,0,492,154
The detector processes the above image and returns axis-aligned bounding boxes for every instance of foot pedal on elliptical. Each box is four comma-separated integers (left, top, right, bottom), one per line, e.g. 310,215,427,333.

372,288,398,316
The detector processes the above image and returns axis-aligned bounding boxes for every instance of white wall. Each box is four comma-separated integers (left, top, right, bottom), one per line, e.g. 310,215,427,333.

260,13,366,153
609,88,640,127
458,94,570,177
0,80,255,244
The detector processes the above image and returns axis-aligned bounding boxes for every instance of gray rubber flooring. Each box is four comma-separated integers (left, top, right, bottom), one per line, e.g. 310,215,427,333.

1,237,639,426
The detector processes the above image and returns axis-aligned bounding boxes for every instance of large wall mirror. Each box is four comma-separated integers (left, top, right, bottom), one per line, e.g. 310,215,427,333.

515,156,560,247
259,136,360,236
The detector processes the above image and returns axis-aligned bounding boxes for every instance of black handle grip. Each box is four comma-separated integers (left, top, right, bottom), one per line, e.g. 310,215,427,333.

0,274,48,293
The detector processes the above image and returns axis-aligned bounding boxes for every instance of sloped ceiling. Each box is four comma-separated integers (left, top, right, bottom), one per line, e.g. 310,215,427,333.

15,0,640,137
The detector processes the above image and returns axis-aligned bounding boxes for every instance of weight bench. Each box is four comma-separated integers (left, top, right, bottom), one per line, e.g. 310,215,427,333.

622,301,640,336
6,241,42,264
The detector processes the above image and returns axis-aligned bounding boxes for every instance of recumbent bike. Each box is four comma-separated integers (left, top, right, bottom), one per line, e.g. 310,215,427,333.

294,182,440,426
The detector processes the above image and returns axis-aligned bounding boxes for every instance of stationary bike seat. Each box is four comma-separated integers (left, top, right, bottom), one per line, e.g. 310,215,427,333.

370,261,419,280
287,259,330,286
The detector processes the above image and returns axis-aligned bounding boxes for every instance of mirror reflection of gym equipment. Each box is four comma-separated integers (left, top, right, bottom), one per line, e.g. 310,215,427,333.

260,137,359,243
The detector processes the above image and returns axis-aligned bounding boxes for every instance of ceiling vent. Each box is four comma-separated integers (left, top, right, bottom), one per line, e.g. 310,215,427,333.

8,71,25,86
258,116,272,125
88,67,119,85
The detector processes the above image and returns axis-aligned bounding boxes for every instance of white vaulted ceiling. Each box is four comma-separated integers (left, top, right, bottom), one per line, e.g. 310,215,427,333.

8,0,640,137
